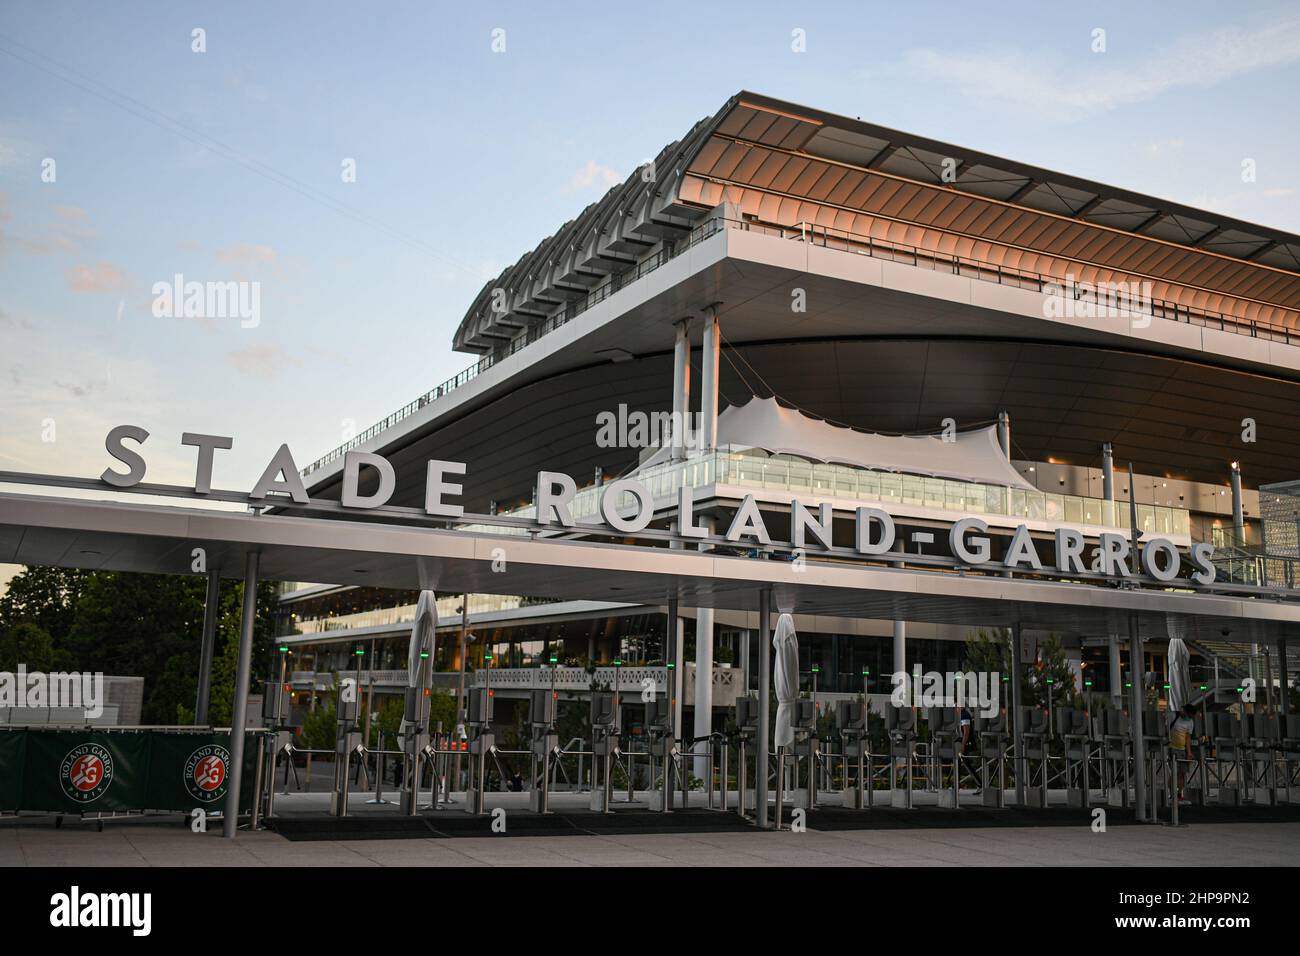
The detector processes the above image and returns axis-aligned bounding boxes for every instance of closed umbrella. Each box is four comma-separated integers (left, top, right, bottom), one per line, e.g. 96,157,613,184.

1166,613,1191,717
772,613,799,747
400,590,439,738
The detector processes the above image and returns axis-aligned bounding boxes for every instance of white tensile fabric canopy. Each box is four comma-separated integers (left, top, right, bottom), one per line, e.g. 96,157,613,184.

772,613,800,748
399,590,438,737
644,397,1035,490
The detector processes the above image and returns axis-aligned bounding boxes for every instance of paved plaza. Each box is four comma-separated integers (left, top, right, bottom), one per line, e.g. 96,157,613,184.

4,813,1298,868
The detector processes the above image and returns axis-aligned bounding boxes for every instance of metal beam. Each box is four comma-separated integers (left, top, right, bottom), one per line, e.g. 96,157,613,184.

195,568,220,725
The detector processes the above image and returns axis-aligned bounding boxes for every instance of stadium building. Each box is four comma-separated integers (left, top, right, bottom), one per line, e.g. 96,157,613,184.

276,91,1300,736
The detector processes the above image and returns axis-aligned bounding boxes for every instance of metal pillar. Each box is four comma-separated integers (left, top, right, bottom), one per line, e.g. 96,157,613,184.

1102,442,1115,500
892,621,906,679
671,319,691,462
699,308,719,450
694,523,717,779
756,590,772,829
1280,637,1291,718
1230,461,1244,546
666,596,681,740
1129,613,1148,821
1011,623,1025,806
222,551,260,839
1102,443,1122,707
195,567,220,725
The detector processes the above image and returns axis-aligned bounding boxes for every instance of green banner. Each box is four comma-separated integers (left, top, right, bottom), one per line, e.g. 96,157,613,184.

0,730,262,814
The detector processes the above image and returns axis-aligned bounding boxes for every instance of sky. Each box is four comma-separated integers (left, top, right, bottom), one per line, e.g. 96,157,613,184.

2,1,1300,593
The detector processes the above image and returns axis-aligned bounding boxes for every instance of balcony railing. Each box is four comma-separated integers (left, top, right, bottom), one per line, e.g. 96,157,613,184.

302,214,1298,477
467,448,1192,541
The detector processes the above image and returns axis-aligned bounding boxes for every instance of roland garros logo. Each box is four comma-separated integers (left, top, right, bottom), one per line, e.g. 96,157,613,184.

184,744,229,802
59,743,114,803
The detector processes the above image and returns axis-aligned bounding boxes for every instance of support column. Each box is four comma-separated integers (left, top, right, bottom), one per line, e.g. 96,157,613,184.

1230,461,1245,546
195,568,221,725
671,319,691,462
222,551,260,839
1129,614,1148,822
1279,637,1290,718
892,621,906,679
691,310,720,778
997,410,1011,459
756,589,772,829
1102,442,1122,708
666,597,680,738
1011,623,1025,806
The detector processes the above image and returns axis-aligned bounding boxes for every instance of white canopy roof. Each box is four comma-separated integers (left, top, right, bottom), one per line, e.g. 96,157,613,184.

646,397,1036,490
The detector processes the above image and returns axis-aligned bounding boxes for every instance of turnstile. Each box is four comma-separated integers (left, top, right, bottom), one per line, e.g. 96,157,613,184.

589,691,618,812
784,699,818,811
926,707,961,808
1211,712,1245,806
885,705,917,808
646,698,676,813
974,712,1009,807
1019,706,1050,807
528,689,558,814
330,680,362,816
836,700,870,809
1056,707,1093,808
1101,708,1131,808
734,695,758,816
464,687,495,815
1281,715,1300,804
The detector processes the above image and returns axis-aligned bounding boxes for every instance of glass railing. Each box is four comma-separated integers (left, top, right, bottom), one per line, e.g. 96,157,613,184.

474,449,1191,539
280,593,550,637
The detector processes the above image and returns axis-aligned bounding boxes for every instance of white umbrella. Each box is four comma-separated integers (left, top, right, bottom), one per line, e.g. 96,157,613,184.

400,590,439,737
1166,613,1191,717
772,613,799,747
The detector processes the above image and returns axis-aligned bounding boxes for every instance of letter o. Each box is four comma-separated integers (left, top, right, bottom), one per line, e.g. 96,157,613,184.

1140,538,1181,582
600,479,654,533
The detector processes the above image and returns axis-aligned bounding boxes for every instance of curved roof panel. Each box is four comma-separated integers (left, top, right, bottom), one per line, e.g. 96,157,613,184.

454,92,1300,353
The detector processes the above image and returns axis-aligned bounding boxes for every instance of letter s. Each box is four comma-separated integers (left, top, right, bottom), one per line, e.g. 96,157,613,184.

101,424,150,488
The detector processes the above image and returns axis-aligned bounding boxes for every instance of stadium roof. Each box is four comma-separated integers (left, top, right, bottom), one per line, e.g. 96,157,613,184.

455,91,1300,353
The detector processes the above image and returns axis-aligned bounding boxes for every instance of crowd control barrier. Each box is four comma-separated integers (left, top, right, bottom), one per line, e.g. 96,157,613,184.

0,727,263,819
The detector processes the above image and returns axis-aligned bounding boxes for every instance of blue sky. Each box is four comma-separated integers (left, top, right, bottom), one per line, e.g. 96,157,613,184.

2,0,1299,510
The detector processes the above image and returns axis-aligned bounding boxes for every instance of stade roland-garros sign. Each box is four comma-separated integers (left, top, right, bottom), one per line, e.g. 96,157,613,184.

98,425,1218,588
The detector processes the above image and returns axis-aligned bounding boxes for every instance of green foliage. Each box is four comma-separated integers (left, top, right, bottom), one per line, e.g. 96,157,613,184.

0,566,278,725
0,621,68,671
426,688,458,733
301,700,338,751
963,628,1077,712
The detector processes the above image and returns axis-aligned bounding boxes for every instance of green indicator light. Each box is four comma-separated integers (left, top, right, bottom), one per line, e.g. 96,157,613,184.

614,659,623,666
666,663,675,670
1045,678,1054,685
1162,683,1170,690
354,649,365,656
1124,682,1132,688
278,646,289,654
811,665,820,673
549,656,558,664
1084,680,1093,687
862,668,870,676
1199,684,1208,691
419,651,430,659
484,652,493,662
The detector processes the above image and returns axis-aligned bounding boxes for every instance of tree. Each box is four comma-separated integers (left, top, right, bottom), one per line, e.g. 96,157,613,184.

0,621,64,671
963,628,1076,714
0,567,87,643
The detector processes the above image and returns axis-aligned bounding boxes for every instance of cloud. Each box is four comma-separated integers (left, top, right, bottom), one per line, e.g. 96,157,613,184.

65,262,127,293
566,159,622,192
215,242,276,268
225,342,298,380
54,205,87,222
877,15,1300,119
